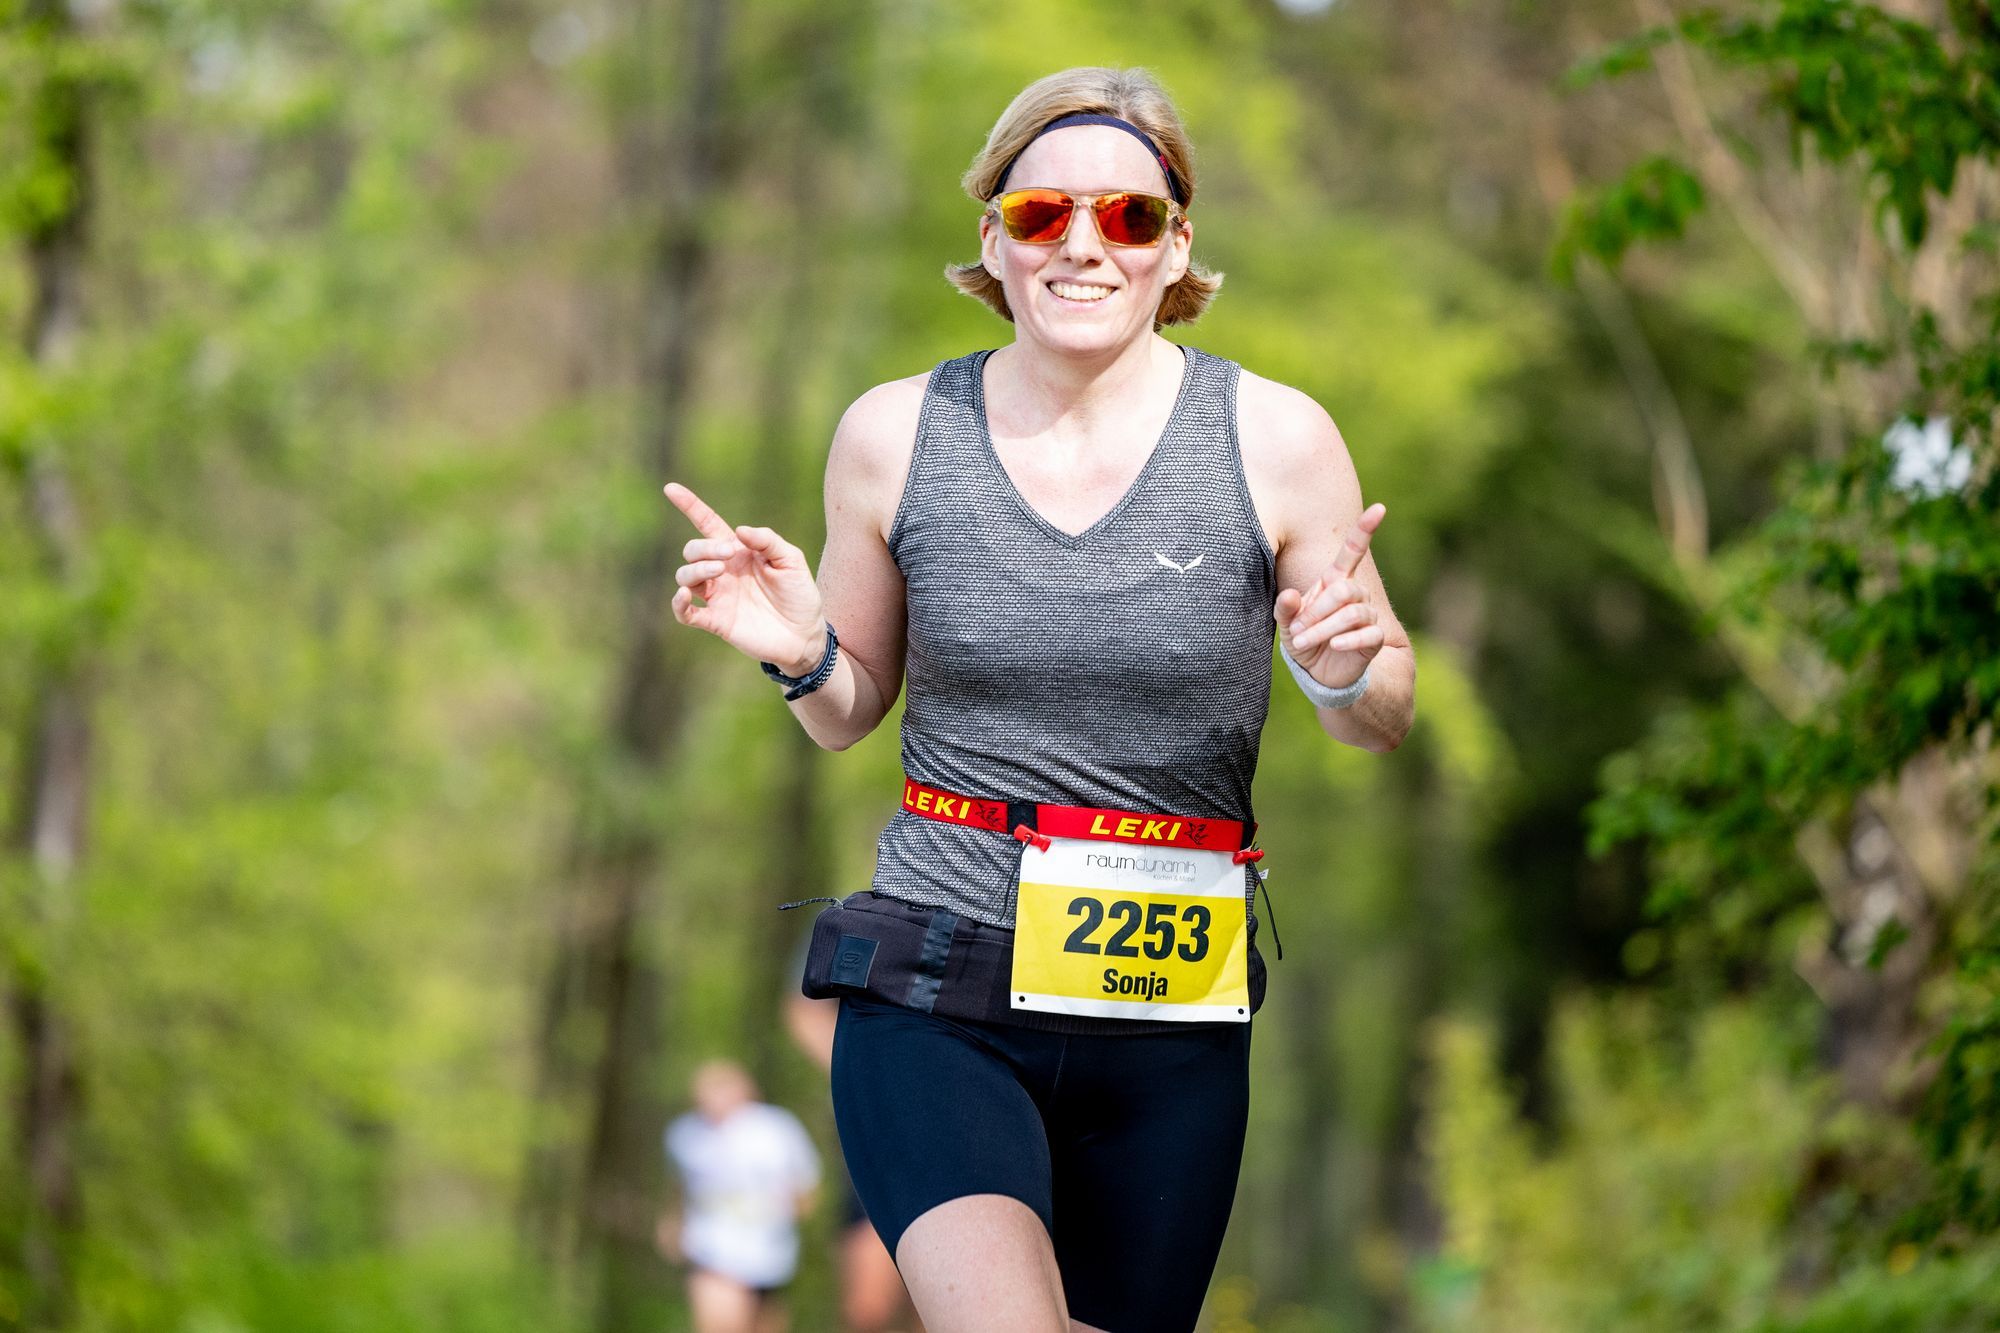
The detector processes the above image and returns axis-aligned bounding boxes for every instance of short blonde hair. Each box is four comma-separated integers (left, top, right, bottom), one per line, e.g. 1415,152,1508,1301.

946,67,1221,329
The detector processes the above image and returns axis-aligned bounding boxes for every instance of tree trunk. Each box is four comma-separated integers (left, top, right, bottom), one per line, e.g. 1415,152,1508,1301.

7,1,98,1326
517,1,731,1327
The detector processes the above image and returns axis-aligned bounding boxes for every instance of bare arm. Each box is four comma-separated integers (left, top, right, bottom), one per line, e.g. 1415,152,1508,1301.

783,992,837,1071
654,1208,682,1263
1239,371,1415,752
783,379,919,749
666,376,922,751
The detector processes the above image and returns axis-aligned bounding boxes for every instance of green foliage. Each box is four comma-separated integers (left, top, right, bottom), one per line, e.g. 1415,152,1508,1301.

1908,880,2000,1240
1572,0,2000,1274
10,0,1990,1326
1419,993,1824,1332
1401,3,2000,1327
1679,0,1997,249
2,0,556,1326
0,6,140,243
1751,1240,2000,1331
1552,156,1706,281
1589,430,2000,966
1559,0,2000,248
1421,993,2000,1333
71,1231,578,1333
1589,298,2000,1239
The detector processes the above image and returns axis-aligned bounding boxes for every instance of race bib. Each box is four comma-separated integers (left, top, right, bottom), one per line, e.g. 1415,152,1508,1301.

1011,834,1250,1023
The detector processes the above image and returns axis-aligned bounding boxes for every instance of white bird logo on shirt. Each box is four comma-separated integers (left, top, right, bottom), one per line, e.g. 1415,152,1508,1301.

1155,553,1205,573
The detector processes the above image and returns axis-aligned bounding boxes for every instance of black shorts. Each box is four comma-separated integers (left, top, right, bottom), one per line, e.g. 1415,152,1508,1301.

836,1159,870,1230
830,994,1251,1332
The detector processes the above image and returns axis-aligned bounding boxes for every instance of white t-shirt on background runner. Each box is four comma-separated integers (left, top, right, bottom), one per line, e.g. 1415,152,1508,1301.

665,1102,821,1288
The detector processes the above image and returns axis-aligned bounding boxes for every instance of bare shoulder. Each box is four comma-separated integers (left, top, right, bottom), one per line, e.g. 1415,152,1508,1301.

1234,368,1361,554
1236,367,1351,475
826,372,929,541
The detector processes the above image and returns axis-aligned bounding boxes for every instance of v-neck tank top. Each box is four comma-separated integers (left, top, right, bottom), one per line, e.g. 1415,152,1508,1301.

868,343,1279,929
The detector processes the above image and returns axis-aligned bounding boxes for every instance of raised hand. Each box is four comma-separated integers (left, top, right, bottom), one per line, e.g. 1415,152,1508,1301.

665,482,828,675
1274,502,1386,691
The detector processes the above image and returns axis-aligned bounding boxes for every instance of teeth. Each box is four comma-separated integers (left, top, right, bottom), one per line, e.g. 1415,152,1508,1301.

1050,281,1114,302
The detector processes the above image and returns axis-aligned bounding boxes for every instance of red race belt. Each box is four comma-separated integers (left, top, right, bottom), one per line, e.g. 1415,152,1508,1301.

899,775,1259,860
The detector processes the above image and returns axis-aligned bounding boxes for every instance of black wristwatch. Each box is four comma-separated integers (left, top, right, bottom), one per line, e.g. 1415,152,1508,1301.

760,623,838,702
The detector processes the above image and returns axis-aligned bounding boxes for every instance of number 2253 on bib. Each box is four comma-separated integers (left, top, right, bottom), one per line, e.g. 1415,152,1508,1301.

1011,836,1250,1023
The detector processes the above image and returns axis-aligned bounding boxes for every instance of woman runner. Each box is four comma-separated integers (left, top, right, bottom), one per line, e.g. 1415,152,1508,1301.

666,66,1414,1333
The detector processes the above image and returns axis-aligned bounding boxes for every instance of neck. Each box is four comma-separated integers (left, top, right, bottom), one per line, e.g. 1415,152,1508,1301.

991,332,1176,430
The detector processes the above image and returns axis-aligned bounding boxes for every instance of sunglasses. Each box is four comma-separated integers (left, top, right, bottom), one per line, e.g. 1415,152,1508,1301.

988,187,1186,247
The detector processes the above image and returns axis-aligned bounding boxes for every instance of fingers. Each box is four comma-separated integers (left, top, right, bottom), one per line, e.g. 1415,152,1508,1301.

676,526,803,569
670,586,715,632
1333,502,1387,580
1275,579,1323,642
677,534,739,596
1290,577,1365,634
734,524,804,568
1274,585,1326,649
662,482,801,568
663,481,735,540
1289,599,1378,653
1323,624,1385,655
682,536,740,563
676,560,727,588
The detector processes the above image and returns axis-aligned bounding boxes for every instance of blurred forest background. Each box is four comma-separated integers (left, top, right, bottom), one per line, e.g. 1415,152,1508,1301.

3,0,1997,1329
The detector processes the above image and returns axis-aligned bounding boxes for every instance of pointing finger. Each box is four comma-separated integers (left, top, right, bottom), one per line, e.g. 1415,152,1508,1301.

1333,502,1386,580
664,482,735,540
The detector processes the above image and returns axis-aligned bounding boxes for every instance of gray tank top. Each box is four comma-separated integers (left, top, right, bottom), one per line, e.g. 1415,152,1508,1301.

868,343,1278,929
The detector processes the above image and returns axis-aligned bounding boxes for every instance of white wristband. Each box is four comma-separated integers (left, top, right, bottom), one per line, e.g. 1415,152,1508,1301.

1279,642,1371,709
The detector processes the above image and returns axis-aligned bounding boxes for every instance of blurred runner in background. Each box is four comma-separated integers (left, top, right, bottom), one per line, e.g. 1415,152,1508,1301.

659,1060,821,1333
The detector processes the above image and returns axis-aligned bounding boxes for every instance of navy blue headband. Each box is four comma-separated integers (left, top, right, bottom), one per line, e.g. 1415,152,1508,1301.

991,112,1188,206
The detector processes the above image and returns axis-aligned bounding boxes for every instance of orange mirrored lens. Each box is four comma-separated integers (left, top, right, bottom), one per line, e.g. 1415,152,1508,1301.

999,190,1076,242
995,189,1176,246
1092,192,1170,245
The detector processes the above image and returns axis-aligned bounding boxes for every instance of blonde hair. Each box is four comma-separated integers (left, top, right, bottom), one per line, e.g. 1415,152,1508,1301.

946,67,1221,328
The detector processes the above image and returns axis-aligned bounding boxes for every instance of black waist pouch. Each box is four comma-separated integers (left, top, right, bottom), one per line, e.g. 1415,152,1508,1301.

800,891,1266,1035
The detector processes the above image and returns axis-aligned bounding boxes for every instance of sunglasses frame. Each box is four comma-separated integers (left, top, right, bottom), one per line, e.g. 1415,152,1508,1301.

986,186,1188,248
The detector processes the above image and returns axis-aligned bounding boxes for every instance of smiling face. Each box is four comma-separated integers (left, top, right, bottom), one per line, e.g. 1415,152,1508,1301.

979,124,1193,358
